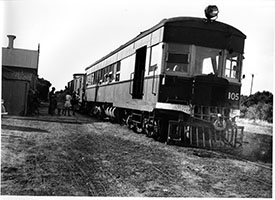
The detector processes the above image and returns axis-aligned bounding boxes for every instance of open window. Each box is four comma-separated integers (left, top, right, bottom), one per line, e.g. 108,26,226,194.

194,46,223,76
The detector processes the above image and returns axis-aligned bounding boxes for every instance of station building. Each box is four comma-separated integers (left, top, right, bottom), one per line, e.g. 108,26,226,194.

2,35,40,115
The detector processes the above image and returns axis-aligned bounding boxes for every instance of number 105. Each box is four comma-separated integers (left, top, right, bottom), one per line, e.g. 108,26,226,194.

228,92,239,101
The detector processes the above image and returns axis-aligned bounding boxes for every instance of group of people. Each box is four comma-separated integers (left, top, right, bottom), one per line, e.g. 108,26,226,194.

48,87,80,116
27,89,40,116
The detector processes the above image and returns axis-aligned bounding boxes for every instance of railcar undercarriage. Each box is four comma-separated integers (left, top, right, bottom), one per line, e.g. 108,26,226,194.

87,102,244,151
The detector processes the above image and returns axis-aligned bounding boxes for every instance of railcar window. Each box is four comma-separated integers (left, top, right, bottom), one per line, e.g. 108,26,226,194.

86,73,92,86
109,64,114,82
202,57,219,74
103,64,114,83
115,61,121,82
80,77,82,85
97,70,102,84
194,46,221,75
166,53,189,72
104,67,108,83
104,68,107,79
115,74,120,81
90,73,94,85
116,61,121,72
225,54,240,79
94,71,98,84
110,64,114,74
100,69,104,83
149,45,161,73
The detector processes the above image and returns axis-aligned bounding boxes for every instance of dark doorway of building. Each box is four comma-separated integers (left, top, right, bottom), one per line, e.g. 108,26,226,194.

2,80,29,115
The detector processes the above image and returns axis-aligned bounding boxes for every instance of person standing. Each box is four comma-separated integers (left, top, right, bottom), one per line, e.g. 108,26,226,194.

33,90,40,115
56,90,65,116
27,89,35,115
71,91,79,116
48,87,56,115
64,92,72,116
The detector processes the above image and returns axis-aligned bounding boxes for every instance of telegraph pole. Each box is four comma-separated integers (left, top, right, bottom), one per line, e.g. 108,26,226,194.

250,74,254,95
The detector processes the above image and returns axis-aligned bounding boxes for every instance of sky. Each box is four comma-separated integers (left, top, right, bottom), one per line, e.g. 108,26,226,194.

1,0,274,96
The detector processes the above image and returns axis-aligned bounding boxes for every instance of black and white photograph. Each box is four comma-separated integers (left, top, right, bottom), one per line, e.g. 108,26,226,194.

1,0,273,198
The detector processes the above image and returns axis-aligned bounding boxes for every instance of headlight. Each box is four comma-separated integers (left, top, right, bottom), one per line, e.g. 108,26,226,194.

204,5,219,21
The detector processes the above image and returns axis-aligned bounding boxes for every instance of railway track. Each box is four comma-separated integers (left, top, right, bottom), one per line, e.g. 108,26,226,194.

87,121,272,193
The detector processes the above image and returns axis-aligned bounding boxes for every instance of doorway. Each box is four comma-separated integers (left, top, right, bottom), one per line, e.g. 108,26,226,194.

132,46,147,99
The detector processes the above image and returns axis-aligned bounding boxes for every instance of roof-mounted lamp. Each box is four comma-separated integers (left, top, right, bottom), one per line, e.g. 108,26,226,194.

204,5,219,21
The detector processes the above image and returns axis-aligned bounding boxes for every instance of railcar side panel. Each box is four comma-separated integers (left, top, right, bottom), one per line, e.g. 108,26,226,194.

85,76,160,111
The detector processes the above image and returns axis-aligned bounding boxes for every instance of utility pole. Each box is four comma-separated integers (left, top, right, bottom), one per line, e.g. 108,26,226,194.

250,74,254,95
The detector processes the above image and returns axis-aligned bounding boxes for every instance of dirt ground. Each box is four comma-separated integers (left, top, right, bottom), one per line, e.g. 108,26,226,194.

1,106,272,197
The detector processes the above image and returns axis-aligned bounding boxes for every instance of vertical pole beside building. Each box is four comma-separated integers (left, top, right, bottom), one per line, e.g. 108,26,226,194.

37,43,40,74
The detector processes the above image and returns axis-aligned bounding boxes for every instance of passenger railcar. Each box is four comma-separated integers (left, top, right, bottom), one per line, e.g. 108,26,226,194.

78,6,246,148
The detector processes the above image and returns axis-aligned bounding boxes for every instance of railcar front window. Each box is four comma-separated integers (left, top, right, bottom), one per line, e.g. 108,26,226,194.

194,46,222,75
166,53,189,73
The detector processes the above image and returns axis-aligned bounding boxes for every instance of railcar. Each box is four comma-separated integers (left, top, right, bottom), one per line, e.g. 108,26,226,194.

72,73,86,103
81,6,246,149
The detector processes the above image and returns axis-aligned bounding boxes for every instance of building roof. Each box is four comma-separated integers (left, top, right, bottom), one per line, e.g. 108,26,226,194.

2,47,39,70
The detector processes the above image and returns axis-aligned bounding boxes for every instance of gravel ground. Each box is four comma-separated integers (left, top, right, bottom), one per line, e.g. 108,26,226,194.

1,109,272,197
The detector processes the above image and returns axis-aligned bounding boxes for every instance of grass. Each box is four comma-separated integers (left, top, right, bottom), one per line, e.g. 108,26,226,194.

236,118,273,135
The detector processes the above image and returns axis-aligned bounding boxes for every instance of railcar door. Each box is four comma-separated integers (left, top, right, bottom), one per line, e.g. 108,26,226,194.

132,46,147,99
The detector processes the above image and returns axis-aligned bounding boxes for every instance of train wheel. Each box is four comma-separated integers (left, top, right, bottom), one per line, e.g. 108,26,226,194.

126,114,134,129
133,124,143,134
143,119,159,138
91,105,102,119
141,118,148,135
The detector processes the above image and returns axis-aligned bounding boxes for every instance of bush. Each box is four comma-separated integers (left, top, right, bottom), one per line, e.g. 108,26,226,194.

245,105,257,120
260,103,273,123
240,91,273,123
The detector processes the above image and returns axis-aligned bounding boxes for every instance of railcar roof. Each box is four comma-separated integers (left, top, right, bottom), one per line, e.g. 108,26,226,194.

85,17,246,71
